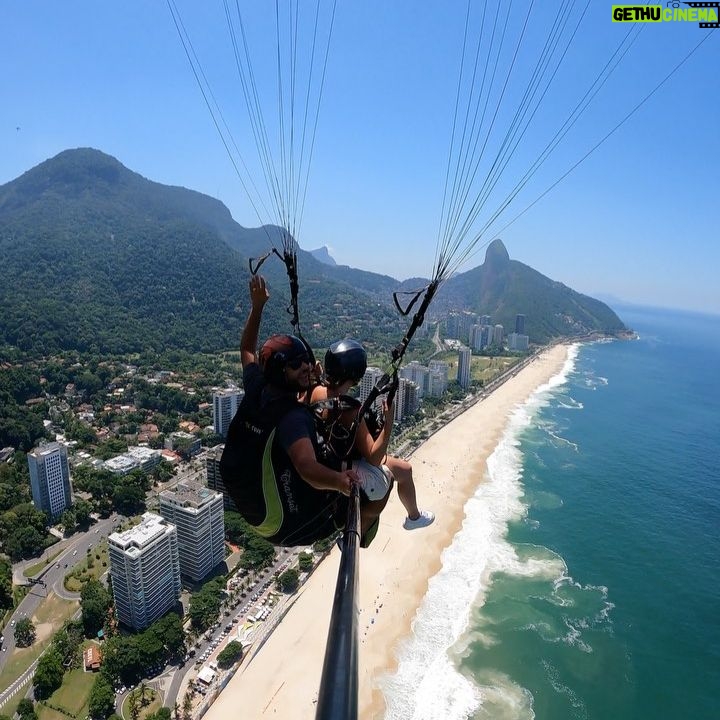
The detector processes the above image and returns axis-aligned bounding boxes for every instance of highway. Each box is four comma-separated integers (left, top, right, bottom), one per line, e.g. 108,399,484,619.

0,514,121,675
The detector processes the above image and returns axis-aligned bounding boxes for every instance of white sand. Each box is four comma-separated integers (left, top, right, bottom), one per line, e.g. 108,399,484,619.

203,344,569,719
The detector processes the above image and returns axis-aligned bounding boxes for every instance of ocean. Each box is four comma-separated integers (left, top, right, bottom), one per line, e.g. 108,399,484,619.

382,306,720,720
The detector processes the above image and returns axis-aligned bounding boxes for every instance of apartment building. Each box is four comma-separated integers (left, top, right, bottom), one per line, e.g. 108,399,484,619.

158,480,225,582
213,389,243,438
108,513,181,630
27,442,72,519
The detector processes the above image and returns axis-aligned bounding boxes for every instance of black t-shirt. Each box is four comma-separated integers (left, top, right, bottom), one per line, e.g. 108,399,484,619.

242,362,317,453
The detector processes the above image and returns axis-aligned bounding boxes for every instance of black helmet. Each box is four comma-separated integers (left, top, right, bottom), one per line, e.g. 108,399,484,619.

324,339,367,385
260,334,309,386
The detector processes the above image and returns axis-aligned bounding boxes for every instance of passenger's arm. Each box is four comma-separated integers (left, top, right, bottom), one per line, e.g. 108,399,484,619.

354,399,394,466
240,275,269,369
287,436,356,495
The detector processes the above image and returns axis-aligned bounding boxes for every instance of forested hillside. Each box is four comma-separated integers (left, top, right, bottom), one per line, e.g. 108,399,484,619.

0,149,403,357
0,148,626,360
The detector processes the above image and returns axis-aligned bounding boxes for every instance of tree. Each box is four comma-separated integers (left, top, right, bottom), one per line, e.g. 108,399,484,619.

60,509,77,534
52,621,84,667
277,568,300,593
101,636,143,686
188,579,225,632
182,692,193,720
112,484,145,515
147,709,171,720
88,673,116,720
0,555,12,611
216,640,243,669
152,612,185,658
15,616,36,646
239,534,276,570
81,579,112,637
33,647,64,699
74,499,94,528
16,699,36,720
224,511,252,545
128,693,140,720
298,552,314,572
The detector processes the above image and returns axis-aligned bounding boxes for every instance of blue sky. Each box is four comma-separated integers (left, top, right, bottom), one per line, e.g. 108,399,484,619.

2,2,718,314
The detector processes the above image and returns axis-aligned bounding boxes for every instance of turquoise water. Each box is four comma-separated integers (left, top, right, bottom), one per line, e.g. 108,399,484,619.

383,306,720,719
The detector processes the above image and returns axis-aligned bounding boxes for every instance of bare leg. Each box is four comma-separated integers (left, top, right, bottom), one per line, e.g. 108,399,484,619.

385,456,420,520
359,494,390,534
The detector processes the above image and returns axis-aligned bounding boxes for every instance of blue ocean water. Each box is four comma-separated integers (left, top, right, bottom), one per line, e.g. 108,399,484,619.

383,306,720,719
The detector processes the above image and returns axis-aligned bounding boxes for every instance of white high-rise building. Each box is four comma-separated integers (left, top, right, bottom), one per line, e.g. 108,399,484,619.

213,389,243,438
108,513,181,631
493,324,504,346
398,378,420,419
427,361,449,397
358,367,386,412
507,332,530,351
27,442,72,519
457,346,472,389
400,361,428,398
158,480,225,582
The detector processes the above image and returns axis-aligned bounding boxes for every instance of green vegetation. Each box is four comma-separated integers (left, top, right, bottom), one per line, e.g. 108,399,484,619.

18,699,37,720
0,597,79,718
33,648,64,699
0,555,12,612
15,616,36,646
38,668,95,720
80,580,113,637
64,542,110,593
216,640,243,669
223,511,277,571
124,684,159,720
297,552,314,573
277,568,300,593
0,148,407,362
188,578,226,633
88,674,115,720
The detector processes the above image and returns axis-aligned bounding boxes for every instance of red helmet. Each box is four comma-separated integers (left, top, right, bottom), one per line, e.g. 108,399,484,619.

259,335,309,385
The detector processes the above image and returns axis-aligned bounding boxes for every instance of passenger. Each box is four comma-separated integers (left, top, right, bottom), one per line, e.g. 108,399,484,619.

311,339,435,531
220,276,384,546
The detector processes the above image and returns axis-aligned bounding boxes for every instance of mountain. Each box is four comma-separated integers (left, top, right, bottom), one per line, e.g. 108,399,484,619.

440,239,627,340
0,149,626,357
309,246,337,266
0,149,404,356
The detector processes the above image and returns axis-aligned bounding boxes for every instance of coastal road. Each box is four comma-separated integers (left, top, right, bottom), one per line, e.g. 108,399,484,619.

0,515,119,674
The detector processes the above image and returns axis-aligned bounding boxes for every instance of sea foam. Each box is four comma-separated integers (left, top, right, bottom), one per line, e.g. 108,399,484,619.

380,350,576,719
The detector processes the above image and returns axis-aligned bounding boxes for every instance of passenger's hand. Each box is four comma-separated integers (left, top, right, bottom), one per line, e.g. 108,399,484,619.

249,275,269,310
337,469,359,496
311,361,323,384
382,398,394,422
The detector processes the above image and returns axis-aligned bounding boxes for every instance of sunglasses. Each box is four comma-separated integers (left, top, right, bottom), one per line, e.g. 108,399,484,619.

286,354,311,370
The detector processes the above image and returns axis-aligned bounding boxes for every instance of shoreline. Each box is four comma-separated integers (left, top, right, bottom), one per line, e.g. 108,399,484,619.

202,344,570,720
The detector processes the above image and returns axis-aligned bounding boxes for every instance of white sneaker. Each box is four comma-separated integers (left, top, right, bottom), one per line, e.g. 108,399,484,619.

403,510,435,530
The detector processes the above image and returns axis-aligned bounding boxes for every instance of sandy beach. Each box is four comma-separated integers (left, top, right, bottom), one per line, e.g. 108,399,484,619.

202,344,569,720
